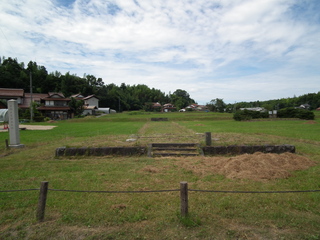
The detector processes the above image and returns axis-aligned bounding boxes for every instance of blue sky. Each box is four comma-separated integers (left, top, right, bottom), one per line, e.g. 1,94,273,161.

1,0,319,104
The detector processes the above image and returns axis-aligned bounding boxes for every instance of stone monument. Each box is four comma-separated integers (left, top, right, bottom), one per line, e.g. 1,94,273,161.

8,99,24,148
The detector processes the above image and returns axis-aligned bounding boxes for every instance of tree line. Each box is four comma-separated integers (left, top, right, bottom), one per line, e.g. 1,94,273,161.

207,91,320,113
0,57,195,111
1,57,319,112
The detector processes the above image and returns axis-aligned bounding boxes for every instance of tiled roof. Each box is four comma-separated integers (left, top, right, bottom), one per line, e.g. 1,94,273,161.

41,97,70,101
83,94,99,100
37,106,71,111
19,93,49,109
0,88,24,97
48,92,65,98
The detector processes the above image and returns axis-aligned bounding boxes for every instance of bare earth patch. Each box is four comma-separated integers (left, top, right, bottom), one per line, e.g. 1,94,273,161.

19,124,57,130
172,152,316,181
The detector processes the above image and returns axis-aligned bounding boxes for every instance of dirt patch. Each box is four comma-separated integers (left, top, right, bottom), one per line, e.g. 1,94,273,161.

0,124,56,132
173,152,316,181
302,120,317,124
19,125,57,130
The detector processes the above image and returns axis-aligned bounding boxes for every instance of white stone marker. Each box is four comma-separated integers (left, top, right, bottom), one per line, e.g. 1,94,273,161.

8,99,24,148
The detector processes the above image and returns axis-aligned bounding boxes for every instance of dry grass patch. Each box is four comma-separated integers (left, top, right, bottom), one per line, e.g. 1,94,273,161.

172,152,316,181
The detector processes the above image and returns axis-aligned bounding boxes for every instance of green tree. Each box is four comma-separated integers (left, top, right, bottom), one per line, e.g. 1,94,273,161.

69,97,84,116
207,98,226,112
170,89,195,109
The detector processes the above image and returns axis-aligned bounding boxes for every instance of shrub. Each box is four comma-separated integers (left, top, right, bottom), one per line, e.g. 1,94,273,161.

233,110,268,121
278,107,315,120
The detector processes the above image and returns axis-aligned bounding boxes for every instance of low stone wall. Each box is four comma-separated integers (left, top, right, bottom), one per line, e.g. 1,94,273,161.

55,147,146,157
55,144,295,157
202,144,295,155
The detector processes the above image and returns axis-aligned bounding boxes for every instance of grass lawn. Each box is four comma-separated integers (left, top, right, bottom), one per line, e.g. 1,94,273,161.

0,112,319,239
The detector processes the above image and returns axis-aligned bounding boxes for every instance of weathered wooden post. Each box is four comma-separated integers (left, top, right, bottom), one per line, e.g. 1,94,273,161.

37,181,49,222
180,181,188,217
205,132,212,146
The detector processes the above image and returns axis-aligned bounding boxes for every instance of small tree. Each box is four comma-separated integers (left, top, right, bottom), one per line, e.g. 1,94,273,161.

69,97,84,117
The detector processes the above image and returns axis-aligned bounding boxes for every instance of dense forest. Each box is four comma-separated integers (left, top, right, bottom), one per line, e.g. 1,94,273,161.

0,57,195,111
1,57,319,111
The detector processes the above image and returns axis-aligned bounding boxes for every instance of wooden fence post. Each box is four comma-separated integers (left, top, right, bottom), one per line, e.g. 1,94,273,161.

180,181,188,217
205,132,211,146
36,181,49,222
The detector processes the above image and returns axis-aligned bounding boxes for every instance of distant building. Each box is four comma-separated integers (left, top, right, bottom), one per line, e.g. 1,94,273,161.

37,92,71,120
163,103,176,112
239,107,266,112
0,88,101,119
298,104,311,110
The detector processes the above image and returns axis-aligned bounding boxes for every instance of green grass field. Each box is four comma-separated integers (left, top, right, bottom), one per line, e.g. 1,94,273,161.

0,111,319,239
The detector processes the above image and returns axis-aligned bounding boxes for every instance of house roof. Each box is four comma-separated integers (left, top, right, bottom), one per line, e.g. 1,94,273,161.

19,93,49,109
152,102,162,107
70,93,84,99
0,88,24,98
83,94,99,100
48,92,65,98
42,93,70,101
84,105,98,110
37,106,71,111
41,97,71,101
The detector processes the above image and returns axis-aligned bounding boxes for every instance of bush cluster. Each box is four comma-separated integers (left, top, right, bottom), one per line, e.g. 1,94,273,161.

233,110,269,121
277,107,315,120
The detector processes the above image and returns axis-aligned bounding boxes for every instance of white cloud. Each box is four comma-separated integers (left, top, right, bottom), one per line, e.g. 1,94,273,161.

1,0,319,104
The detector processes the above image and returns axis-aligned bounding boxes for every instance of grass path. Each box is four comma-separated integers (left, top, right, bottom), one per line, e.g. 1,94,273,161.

136,121,202,144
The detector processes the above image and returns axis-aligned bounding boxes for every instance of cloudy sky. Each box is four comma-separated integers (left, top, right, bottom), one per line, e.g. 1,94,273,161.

1,0,319,104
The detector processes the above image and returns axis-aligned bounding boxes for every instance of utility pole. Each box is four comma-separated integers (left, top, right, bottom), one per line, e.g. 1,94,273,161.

30,71,33,122
118,97,120,113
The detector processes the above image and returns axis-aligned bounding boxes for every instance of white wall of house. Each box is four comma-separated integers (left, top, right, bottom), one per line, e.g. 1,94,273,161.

85,97,99,107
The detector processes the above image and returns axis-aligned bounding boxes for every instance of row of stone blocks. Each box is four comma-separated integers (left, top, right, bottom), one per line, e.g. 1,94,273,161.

55,147,146,157
55,144,295,157
203,144,295,155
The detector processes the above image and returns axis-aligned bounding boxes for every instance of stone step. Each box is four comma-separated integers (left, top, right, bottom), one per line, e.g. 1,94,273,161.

153,153,199,157
149,143,202,157
153,148,197,151
151,143,198,148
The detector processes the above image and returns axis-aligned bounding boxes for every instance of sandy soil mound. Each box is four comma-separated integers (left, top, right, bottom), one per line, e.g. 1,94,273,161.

175,152,316,181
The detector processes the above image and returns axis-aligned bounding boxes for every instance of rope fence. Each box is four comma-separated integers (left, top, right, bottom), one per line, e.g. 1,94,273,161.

1,181,319,222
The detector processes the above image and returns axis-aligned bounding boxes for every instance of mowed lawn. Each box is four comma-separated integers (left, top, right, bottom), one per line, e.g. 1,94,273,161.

0,112,319,240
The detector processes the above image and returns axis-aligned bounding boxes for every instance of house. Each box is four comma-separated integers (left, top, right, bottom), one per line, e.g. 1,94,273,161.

0,88,102,119
185,104,208,111
19,93,49,110
0,88,25,105
37,92,71,120
152,102,162,108
239,107,266,112
71,93,99,115
298,104,311,110
163,103,176,112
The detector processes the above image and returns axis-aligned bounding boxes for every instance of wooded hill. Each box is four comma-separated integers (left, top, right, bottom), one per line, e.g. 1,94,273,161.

0,57,195,111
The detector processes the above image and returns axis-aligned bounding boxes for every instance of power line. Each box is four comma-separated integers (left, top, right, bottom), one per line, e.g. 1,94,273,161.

0,26,18,58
